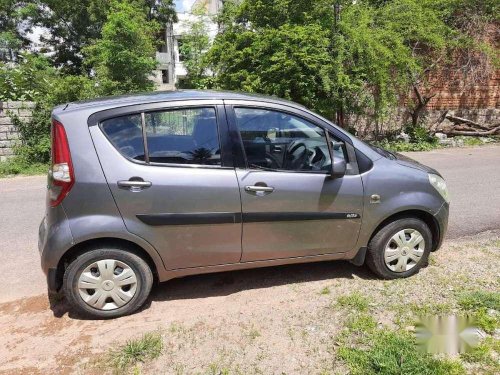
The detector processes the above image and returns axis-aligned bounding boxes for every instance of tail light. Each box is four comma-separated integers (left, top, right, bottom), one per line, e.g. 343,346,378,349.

49,119,74,207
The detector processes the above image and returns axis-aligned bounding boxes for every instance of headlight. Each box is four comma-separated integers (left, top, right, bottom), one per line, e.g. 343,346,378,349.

428,174,450,203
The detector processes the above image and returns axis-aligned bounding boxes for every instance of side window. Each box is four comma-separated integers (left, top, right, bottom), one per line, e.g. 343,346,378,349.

101,114,145,161
234,107,333,172
144,107,221,165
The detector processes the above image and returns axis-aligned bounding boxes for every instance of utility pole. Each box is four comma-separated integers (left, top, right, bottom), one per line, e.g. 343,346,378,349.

333,1,344,128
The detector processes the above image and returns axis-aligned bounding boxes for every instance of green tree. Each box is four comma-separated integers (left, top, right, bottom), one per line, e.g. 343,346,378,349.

206,0,497,136
0,0,37,61
0,52,94,163
31,0,176,73
177,6,213,88
83,1,159,95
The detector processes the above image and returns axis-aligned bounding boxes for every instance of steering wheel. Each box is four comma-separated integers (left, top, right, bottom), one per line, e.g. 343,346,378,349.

284,141,313,170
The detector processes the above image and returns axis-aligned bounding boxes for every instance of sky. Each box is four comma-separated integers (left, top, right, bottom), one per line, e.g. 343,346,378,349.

175,0,197,12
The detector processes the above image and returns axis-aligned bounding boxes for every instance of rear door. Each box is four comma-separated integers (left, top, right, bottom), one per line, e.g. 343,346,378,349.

89,100,242,270
226,101,364,262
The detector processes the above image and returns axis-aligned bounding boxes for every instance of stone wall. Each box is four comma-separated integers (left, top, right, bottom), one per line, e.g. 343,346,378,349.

0,101,34,161
349,107,500,138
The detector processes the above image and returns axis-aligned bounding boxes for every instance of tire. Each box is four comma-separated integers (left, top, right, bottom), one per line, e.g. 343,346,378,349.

63,247,153,319
365,218,432,279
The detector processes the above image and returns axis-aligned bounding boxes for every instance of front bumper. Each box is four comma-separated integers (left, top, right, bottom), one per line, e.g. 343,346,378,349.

433,201,449,251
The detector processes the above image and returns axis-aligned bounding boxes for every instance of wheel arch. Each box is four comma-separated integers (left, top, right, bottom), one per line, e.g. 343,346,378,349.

54,237,161,292
369,209,440,252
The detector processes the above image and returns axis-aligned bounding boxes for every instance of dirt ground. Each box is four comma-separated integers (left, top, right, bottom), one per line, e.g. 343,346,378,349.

0,231,499,375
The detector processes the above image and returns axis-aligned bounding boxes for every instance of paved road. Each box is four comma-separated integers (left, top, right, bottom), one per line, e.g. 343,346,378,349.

0,145,499,303
401,145,500,239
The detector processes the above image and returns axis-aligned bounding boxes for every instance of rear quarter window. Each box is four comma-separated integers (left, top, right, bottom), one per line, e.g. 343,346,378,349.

100,114,145,161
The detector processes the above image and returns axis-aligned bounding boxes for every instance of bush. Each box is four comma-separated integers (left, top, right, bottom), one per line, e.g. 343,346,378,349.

0,157,48,177
1,54,96,164
374,139,440,152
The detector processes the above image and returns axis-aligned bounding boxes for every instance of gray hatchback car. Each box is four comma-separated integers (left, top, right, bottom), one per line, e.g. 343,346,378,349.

39,90,450,318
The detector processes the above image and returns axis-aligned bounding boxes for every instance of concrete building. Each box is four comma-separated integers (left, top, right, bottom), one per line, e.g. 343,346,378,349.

153,0,221,90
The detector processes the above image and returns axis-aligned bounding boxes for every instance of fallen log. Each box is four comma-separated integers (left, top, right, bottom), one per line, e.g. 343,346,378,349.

443,125,500,136
444,114,493,131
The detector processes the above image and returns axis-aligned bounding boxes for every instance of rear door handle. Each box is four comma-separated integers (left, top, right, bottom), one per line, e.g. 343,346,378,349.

117,179,152,191
245,185,274,193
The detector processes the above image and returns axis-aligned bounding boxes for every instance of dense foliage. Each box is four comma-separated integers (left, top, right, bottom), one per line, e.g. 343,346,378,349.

83,1,159,95
0,0,498,168
0,0,164,164
203,0,497,131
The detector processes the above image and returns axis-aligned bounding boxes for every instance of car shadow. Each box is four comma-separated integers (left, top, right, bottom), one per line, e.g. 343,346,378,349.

50,261,375,320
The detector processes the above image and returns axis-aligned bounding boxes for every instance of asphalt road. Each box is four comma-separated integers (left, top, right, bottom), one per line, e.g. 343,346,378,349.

0,145,499,303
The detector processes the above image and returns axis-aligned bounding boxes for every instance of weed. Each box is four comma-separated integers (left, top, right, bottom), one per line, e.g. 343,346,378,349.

457,290,499,334
470,308,499,334
320,286,331,295
428,256,437,266
458,291,500,311
336,292,370,312
107,332,163,373
346,313,377,333
410,302,454,316
461,337,500,365
247,327,261,340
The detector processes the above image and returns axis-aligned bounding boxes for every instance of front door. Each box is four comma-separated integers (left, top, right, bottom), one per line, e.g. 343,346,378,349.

90,102,242,270
228,105,364,262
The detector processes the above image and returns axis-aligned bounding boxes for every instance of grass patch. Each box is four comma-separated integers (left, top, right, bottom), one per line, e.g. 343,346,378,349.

461,337,500,374
107,332,163,373
337,292,370,312
319,286,331,295
410,302,454,316
470,309,499,334
346,313,377,333
338,330,465,375
376,139,440,152
0,158,48,177
457,290,500,334
458,291,500,311
247,327,261,340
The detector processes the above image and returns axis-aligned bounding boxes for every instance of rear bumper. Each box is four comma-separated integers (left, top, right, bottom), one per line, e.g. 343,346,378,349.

38,204,74,291
433,201,449,251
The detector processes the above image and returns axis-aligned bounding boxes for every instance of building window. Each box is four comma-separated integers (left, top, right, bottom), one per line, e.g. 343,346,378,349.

162,70,169,84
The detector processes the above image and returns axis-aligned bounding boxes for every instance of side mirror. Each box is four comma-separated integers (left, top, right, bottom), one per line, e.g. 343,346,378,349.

332,158,346,177
330,141,346,178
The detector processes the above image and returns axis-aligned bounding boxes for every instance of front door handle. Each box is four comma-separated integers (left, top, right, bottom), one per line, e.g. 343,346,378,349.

117,178,152,191
245,185,274,193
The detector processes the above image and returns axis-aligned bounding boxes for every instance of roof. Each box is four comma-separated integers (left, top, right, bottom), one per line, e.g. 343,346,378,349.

56,90,303,114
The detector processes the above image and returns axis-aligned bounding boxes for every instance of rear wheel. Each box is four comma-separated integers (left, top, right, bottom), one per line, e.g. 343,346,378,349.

365,218,432,279
63,248,153,319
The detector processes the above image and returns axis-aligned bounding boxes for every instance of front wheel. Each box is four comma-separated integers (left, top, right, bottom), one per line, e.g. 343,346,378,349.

365,218,432,279
63,248,153,319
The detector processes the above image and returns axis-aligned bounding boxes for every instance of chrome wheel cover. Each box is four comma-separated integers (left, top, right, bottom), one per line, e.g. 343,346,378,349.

77,259,138,310
384,229,425,273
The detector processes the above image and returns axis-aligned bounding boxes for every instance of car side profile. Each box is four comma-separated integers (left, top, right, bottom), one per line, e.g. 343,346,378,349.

38,90,450,319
